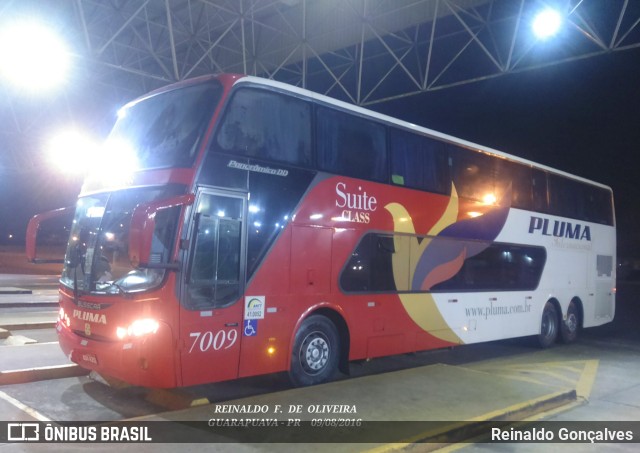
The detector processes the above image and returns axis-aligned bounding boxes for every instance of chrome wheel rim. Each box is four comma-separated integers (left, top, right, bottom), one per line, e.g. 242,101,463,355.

300,333,329,374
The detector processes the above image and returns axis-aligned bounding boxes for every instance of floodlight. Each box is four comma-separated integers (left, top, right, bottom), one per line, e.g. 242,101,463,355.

532,9,563,40
83,137,140,188
47,129,97,175
101,137,140,175
0,20,71,93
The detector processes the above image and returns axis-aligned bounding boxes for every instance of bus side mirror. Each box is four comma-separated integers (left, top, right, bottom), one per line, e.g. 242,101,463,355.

26,206,74,264
129,194,195,269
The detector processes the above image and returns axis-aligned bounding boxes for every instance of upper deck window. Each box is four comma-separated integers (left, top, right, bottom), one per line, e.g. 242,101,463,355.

389,128,449,194
108,81,222,169
316,106,387,182
547,173,614,225
214,88,312,166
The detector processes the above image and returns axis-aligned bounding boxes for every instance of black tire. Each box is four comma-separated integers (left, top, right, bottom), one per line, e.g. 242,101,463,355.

289,315,339,387
560,300,580,344
538,301,559,348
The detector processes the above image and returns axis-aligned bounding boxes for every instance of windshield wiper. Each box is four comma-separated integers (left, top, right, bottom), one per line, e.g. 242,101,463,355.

103,281,126,295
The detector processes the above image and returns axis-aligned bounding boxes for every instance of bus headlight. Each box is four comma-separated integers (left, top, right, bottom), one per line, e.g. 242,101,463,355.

116,318,159,340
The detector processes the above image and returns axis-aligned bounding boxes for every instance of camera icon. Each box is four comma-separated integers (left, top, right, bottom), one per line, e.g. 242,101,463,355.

7,423,40,441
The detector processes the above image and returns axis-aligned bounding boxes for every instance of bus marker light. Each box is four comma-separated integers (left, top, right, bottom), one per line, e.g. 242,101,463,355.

58,307,71,328
482,193,497,205
267,337,277,356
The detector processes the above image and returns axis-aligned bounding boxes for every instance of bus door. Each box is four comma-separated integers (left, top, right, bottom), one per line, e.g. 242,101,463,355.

180,189,246,386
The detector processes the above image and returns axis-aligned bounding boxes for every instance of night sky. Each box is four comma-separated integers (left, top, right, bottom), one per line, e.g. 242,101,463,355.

1,48,639,256
376,48,640,257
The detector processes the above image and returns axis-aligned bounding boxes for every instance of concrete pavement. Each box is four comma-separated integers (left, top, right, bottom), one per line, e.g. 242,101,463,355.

0,277,580,445
0,288,58,332
0,279,83,386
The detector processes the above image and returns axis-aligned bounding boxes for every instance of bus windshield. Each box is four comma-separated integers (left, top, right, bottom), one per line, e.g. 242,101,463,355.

60,185,184,295
108,81,222,169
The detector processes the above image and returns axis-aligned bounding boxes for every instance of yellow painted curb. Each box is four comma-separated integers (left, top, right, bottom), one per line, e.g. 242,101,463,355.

366,389,576,453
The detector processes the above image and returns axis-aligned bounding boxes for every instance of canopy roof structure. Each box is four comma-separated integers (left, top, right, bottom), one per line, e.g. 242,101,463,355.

2,0,640,171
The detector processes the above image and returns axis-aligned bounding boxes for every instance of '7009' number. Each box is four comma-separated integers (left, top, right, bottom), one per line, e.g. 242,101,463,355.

189,329,238,353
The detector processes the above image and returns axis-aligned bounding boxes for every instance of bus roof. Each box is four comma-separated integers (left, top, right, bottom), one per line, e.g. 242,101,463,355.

234,75,612,192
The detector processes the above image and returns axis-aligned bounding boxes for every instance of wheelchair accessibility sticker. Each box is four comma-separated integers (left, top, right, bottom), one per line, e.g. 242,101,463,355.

244,319,258,337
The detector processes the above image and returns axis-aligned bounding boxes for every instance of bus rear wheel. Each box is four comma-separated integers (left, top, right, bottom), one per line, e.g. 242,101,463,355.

538,301,559,348
560,300,580,343
289,315,339,387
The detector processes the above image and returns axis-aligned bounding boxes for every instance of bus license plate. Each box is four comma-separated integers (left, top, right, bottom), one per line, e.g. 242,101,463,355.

81,353,98,366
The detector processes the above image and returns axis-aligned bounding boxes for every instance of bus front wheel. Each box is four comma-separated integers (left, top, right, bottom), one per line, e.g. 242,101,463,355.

289,315,339,387
538,302,559,348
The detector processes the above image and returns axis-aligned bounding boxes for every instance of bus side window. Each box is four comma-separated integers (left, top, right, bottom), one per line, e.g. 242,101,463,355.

497,160,534,210
389,128,449,195
548,174,614,225
340,233,398,293
316,106,387,182
531,169,548,213
431,243,546,292
449,146,503,204
548,174,586,220
585,186,614,225
213,88,312,167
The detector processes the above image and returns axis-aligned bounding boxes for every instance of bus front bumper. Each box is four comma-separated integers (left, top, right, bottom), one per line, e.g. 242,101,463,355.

56,320,178,388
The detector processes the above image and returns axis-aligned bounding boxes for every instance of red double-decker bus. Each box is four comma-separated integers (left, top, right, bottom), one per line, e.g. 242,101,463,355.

27,74,615,388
